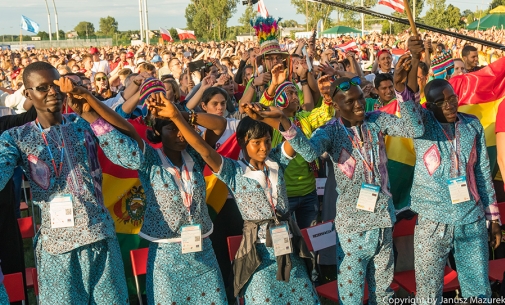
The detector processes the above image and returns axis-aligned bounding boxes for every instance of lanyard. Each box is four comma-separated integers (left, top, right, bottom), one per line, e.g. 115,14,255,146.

36,118,65,177
436,120,460,175
163,152,194,221
339,119,374,182
243,159,277,218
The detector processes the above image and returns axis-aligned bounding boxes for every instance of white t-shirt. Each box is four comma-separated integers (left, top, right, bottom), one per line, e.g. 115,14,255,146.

198,117,240,149
91,60,111,75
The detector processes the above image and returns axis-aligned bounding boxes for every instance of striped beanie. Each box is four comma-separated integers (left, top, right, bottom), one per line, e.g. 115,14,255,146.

274,81,297,108
431,50,455,80
139,78,166,118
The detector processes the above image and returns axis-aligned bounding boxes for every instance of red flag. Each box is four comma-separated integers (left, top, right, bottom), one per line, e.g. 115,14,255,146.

257,0,269,17
159,27,173,42
336,40,358,52
176,28,197,41
379,0,405,13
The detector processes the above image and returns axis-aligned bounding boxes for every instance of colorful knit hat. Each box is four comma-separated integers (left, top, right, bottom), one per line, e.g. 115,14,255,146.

431,50,455,80
274,81,297,108
251,16,288,57
139,78,166,118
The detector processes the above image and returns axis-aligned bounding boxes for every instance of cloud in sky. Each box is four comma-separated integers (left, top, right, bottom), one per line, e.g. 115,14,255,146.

1,0,475,35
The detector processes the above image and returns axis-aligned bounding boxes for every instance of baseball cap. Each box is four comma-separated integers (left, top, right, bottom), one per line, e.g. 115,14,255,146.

151,55,162,63
126,51,134,59
89,47,99,55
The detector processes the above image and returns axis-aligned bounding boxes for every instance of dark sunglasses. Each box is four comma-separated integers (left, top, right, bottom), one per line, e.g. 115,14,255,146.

430,95,459,108
26,84,60,92
95,77,108,82
331,76,361,98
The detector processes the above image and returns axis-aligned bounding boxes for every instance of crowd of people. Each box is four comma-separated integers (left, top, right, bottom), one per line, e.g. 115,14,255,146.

0,15,504,305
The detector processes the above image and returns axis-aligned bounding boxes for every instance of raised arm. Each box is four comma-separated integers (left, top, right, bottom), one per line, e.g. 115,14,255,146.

243,103,296,158
185,76,214,110
55,77,144,151
147,93,223,172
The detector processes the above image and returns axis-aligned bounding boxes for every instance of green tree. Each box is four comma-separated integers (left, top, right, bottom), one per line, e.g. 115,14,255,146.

489,0,505,10
423,0,448,28
445,4,465,29
98,16,118,36
37,31,49,40
280,20,299,28
74,21,95,38
291,0,335,31
185,0,238,41
169,28,178,41
238,5,257,34
423,0,463,29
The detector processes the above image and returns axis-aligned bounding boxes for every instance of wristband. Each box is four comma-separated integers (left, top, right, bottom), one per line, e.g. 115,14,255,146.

133,80,142,86
300,79,308,86
263,90,274,101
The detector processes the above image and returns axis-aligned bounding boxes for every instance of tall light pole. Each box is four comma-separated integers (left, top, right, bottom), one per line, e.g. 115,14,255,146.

139,0,144,41
360,0,365,36
51,0,60,40
43,0,53,41
143,0,150,44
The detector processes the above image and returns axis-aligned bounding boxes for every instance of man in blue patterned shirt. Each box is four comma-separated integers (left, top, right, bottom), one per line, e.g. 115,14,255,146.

0,62,144,304
394,49,501,304
261,65,425,303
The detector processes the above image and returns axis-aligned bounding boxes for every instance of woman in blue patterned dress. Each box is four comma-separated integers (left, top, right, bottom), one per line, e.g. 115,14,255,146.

146,93,320,305
86,84,230,303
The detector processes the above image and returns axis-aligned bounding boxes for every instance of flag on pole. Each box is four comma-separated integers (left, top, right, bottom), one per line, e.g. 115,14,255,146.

159,27,173,42
176,28,197,41
20,15,40,34
378,0,405,13
257,0,269,17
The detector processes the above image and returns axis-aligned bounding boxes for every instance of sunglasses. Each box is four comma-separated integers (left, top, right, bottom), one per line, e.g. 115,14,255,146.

26,84,60,92
95,77,108,82
430,95,459,108
331,76,361,98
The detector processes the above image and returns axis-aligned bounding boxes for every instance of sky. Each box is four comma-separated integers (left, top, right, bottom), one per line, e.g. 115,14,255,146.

0,0,489,35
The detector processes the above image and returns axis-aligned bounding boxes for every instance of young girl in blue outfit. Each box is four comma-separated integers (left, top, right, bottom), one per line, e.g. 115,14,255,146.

146,93,319,305
73,81,230,304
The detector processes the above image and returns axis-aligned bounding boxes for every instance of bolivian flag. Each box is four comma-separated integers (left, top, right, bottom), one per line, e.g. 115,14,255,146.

379,100,416,212
99,118,241,297
449,57,505,178
382,58,505,212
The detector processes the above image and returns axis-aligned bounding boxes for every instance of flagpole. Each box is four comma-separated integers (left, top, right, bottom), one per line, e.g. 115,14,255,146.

402,0,418,36
139,0,144,41
43,0,53,42
51,0,60,40
143,0,149,44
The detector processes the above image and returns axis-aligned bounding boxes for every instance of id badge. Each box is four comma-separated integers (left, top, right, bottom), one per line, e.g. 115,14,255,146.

49,195,74,229
356,183,380,212
270,223,292,257
181,224,202,254
447,176,470,204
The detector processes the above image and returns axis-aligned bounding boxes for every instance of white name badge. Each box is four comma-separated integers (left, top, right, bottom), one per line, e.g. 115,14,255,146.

306,222,336,252
447,176,470,204
356,183,380,212
270,224,292,257
316,178,327,196
181,224,202,254
49,195,75,229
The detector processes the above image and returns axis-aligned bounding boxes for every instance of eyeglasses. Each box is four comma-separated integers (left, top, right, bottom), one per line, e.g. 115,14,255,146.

26,84,60,92
431,95,459,108
331,76,362,98
95,77,107,82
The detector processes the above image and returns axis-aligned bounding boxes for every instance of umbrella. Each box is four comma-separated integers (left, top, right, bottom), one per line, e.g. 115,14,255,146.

322,25,362,35
467,6,505,30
